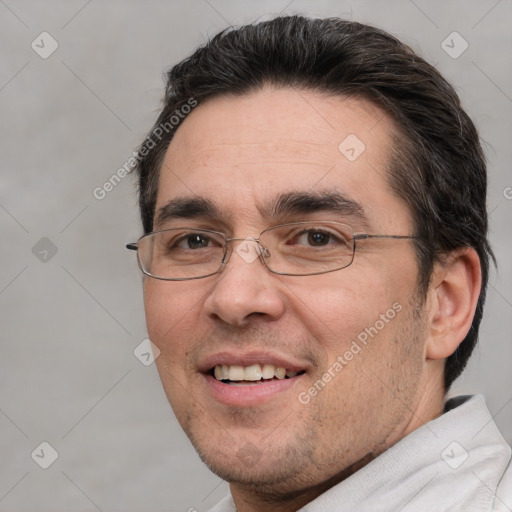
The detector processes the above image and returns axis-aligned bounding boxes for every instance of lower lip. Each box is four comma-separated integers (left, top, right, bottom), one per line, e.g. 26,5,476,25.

203,373,303,407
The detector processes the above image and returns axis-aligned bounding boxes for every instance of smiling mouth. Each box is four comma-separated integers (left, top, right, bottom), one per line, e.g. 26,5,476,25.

210,363,306,385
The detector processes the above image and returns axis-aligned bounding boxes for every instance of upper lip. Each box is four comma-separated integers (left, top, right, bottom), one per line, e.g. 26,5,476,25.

198,350,311,374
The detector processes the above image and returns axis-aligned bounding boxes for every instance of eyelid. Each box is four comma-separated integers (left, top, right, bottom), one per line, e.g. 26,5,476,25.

169,231,224,250
153,226,224,242
293,227,340,238
158,221,357,241
276,224,351,246
284,223,350,235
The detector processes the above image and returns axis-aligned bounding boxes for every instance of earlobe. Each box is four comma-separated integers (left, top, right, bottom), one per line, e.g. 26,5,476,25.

425,248,482,360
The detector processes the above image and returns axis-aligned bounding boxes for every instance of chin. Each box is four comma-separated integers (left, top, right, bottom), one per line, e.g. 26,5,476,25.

189,428,316,492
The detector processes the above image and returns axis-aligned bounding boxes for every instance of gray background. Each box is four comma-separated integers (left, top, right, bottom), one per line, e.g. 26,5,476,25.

1,1,511,511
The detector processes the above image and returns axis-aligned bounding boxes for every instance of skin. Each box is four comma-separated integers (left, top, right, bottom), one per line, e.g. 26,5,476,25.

143,87,482,511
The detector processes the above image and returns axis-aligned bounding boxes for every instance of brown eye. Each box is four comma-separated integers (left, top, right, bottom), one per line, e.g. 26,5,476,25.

291,229,342,247
184,234,211,249
173,233,219,250
306,231,331,246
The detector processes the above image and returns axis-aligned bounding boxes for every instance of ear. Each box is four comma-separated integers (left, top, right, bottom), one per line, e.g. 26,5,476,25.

425,247,482,360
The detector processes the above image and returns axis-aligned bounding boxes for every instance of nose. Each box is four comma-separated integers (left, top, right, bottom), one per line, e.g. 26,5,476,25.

203,239,286,327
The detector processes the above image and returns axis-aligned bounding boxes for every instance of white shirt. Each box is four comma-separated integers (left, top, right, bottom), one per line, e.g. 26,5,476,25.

208,395,512,512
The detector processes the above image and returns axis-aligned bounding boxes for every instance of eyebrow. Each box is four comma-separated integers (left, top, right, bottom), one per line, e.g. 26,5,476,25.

260,191,369,228
154,191,369,230
155,197,220,228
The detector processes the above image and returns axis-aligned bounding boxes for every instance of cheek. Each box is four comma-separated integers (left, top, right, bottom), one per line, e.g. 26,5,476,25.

144,280,172,344
144,280,205,421
294,282,424,460
143,280,203,359
286,271,392,353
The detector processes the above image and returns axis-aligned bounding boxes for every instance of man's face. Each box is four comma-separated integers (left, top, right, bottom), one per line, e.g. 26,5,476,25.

144,88,431,496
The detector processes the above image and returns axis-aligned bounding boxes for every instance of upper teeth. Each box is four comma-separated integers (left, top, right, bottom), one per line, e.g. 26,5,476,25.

213,364,298,381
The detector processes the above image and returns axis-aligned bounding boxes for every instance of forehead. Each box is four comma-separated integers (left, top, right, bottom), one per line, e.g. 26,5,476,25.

156,87,410,231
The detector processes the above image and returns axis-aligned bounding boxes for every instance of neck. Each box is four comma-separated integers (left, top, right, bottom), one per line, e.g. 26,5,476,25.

229,453,374,512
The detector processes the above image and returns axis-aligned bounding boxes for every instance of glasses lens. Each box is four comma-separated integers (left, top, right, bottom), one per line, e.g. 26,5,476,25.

260,222,355,275
137,229,225,280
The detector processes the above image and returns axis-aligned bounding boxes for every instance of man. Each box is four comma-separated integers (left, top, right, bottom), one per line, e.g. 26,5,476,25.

127,16,511,511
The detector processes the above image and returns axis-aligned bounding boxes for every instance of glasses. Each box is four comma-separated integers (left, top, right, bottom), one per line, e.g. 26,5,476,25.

126,221,417,281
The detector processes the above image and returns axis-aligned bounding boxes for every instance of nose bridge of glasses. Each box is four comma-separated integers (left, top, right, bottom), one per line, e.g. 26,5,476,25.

223,236,270,265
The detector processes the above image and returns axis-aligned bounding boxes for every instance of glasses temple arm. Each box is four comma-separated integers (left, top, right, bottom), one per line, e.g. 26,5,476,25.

353,234,418,240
